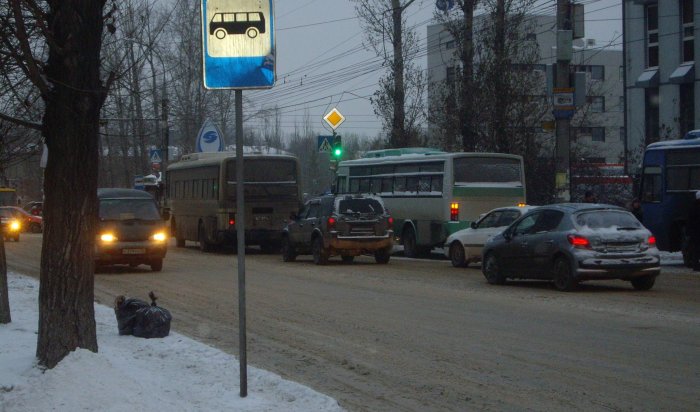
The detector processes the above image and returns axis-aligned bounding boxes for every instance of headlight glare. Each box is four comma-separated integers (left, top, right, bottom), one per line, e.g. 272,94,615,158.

152,232,167,242
9,220,20,231
100,233,116,243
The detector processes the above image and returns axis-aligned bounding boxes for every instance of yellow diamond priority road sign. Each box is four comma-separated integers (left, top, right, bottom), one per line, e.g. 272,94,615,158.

323,108,345,130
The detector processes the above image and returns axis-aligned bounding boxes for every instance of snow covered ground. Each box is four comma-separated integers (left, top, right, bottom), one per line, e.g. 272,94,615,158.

0,272,343,412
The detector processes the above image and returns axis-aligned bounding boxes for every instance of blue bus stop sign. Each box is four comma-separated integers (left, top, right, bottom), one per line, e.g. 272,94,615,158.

201,0,275,89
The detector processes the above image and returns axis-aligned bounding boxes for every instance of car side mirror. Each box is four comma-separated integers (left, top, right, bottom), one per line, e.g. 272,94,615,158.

470,221,477,229
161,209,170,221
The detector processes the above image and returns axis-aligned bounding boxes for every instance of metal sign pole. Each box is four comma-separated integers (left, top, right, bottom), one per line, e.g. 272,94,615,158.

235,89,247,397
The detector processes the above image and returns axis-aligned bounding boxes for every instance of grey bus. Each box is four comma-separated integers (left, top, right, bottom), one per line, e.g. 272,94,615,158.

166,152,301,253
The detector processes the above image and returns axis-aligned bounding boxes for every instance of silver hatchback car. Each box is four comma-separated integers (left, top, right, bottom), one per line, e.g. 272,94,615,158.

481,203,660,291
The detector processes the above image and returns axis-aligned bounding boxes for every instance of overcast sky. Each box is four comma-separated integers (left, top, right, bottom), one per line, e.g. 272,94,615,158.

238,0,622,138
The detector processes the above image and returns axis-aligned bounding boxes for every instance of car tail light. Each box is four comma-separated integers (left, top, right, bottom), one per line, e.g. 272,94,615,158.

567,234,591,249
228,213,235,227
327,217,336,229
647,236,656,246
387,216,393,228
450,202,459,221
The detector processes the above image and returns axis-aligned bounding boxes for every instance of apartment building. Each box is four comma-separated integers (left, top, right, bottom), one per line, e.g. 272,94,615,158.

624,0,699,172
427,15,624,163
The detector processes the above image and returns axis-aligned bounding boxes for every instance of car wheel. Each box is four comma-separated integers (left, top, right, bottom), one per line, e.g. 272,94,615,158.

150,259,163,272
374,247,391,264
341,255,355,263
631,275,656,291
31,222,42,233
552,257,577,292
483,253,505,285
681,229,694,268
12,234,19,242
281,237,296,262
449,241,467,268
312,236,328,265
198,223,214,252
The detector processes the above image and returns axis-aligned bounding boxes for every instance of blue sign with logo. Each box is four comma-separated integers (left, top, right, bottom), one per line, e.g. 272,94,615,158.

196,119,226,152
201,0,275,89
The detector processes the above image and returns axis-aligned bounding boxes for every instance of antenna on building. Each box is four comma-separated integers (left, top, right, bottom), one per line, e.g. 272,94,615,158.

586,38,596,48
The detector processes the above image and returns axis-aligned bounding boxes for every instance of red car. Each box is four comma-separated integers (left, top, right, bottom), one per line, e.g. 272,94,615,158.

0,206,42,233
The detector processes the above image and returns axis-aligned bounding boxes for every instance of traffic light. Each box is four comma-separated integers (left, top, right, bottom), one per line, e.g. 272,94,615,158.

332,135,343,159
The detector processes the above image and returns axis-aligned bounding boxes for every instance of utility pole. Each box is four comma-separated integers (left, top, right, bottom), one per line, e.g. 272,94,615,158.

554,0,573,202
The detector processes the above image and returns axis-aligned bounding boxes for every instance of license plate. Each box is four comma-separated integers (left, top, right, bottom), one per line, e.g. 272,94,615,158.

122,248,146,255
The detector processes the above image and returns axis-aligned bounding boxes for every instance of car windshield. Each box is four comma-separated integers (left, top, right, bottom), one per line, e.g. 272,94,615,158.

99,199,160,221
337,198,384,215
574,210,642,230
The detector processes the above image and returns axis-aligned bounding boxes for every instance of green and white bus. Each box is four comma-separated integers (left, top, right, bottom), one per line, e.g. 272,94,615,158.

166,152,301,252
335,148,526,257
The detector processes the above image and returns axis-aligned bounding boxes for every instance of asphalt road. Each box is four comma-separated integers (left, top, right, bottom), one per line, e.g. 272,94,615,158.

5,234,700,411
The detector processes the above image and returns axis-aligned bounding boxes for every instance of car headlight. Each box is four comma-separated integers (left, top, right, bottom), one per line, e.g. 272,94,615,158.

9,220,20,232
152,232,167,242
100,233,116,243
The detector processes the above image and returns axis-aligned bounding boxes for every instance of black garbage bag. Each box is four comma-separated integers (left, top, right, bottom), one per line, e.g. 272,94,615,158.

132,291,172,339
114,296,150,336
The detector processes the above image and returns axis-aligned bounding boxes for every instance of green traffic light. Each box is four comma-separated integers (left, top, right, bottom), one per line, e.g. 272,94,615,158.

334,148,342,157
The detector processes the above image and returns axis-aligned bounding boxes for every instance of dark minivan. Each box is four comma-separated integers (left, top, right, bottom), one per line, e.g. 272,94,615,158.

96,188,169,272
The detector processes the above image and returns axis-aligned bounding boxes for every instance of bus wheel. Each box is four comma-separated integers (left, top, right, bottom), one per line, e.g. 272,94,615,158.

198,223,215,253
402,227,419,258
281,237,296,262
215,28,226,39
246,27,259,38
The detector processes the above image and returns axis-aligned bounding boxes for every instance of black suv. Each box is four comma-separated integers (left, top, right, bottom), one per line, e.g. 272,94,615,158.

281,194,394,264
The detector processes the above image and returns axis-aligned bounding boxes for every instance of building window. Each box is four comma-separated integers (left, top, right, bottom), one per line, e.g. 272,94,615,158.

587,96,605,113
446,66,456,84
646,4,659,67
619,65,624,80
575,65,605,80
645,88,660,144
444,40,455,50
682,0,694,62
680,83,695,133
574,127,604,142
619,96,625,112
591,127,605,142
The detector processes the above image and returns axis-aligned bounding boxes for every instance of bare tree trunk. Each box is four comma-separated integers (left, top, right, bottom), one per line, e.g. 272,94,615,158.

459,1,477,152
0,235,10,324
391,0,406,148
37,0,108,368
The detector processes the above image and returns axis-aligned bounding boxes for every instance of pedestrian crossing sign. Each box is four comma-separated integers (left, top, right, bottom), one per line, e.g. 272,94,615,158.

149,149,162,164
318,135,333,153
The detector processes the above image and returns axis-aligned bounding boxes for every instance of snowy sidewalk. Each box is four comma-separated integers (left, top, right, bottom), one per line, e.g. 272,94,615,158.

0,273,343,412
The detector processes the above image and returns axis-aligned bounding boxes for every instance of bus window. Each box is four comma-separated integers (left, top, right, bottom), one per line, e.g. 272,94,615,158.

431,176,443,193
359,178,370,193
418,176,432,193
641,166,662,202
381,177,393,193
350,178,360,193
370,178,382,193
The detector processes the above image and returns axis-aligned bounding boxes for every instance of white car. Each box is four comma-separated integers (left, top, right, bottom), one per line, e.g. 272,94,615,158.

445,205,537,267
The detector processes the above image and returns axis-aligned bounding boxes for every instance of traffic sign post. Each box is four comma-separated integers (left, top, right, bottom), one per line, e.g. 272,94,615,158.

201,0,276,89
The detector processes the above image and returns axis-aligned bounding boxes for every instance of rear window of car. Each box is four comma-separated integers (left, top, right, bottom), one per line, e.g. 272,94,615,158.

99,199,160,221
574,210,642,229
337,198,384,215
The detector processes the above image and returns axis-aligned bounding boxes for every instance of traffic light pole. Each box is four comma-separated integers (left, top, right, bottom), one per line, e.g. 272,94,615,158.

235,89,247,398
